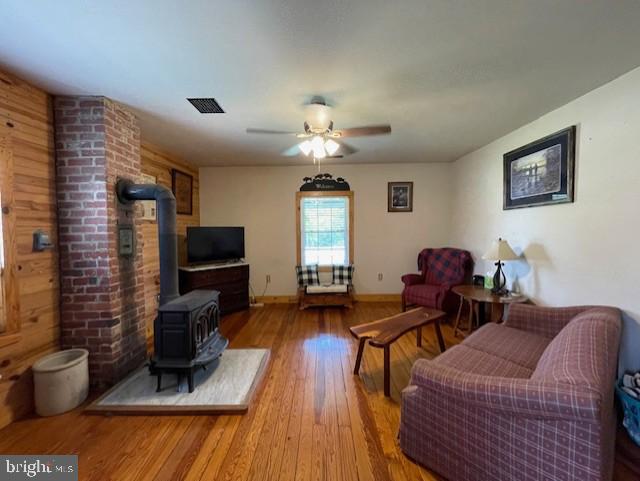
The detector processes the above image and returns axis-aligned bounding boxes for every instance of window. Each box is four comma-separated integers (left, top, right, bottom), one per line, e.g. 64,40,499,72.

296,191,353,266
0,131,19,339
0,191,4,332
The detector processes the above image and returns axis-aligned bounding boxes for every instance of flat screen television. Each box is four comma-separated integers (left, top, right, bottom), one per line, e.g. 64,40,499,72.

187,226,245,264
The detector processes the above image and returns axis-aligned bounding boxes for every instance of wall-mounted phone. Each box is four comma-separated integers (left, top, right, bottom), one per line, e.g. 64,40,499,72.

33,230,53,251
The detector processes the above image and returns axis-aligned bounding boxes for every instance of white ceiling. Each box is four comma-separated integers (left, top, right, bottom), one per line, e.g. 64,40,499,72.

2,1,640,166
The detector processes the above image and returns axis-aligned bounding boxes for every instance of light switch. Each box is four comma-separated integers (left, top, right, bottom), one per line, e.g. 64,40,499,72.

33,230,53,251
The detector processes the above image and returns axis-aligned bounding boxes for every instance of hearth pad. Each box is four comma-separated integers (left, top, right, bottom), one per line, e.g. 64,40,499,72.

86,349,269,415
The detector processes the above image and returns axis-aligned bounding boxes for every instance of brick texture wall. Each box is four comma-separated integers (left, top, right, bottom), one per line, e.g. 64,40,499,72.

54,96,146,387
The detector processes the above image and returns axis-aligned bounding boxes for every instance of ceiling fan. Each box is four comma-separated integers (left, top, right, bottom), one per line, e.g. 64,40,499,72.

246,97,391,160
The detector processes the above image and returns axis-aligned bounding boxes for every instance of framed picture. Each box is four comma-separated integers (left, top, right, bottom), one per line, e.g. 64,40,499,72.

171,169,193,215
503,126,576,210
388,182,413,212
140,173,157,221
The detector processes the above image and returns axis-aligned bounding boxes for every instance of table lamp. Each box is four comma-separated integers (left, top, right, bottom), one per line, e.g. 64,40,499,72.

482,238,518,295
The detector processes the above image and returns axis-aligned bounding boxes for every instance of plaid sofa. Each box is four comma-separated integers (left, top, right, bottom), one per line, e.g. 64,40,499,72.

399,304,621,481
401,248,473,315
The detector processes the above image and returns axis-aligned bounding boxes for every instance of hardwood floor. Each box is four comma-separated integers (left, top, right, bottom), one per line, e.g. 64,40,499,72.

0,302,636,481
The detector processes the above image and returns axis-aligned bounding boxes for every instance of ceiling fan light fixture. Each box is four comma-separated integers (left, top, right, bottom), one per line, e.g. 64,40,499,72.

324,139,340,156
311,135,326,159
299,140,312,156
305,103,331,131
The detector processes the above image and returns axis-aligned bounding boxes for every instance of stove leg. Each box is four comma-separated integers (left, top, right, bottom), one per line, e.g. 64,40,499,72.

176,373,182,392
188,370,195,393
156,373,162,392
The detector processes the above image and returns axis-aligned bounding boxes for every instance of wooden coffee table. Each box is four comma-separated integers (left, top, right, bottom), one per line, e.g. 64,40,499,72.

349,307,446,397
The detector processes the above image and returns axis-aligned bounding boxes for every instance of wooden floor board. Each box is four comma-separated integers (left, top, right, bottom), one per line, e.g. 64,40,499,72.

183,415,232,481
0,302,634,481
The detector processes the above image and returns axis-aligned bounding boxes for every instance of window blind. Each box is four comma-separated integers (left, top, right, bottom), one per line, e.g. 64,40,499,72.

300,196,349,266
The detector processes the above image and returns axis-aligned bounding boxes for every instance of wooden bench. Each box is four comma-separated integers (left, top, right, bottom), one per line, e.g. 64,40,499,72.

349,307,446,396
298,284,354,309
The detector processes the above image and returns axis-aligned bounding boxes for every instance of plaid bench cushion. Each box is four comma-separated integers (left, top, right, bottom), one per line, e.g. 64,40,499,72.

305,284,349,294
332,265,354,285
295,265,320,287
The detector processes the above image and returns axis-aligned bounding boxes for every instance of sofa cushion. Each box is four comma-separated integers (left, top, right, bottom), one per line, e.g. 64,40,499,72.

434,344,533,379
463,323,550,370
531,307,621,387
403,284,440,306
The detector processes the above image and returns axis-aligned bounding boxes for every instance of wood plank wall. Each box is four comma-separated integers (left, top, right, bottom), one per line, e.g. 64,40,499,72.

140,144,200,345
0,69,60,429
0,68,201,427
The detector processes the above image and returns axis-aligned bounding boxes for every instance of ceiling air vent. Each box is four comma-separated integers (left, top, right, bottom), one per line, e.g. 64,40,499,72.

187,98,225,113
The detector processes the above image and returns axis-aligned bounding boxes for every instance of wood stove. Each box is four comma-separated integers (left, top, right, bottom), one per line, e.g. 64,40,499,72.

116,179,228,393
150,289,228,392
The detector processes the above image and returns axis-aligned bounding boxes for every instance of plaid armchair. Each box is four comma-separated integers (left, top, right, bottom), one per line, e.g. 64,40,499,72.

401,247,472,314
399,304,622,481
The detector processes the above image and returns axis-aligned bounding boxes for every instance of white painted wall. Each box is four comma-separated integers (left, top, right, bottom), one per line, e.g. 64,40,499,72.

199,66,640,372
450,66,640,373
199,163,452,296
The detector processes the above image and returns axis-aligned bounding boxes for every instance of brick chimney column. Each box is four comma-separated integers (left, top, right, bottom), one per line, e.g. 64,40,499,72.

54,96,146,387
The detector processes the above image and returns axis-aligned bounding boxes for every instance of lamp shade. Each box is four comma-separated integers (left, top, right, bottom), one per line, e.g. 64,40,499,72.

324,138,340,155
482,238,518,261
311,136,326,159
299,140,312,156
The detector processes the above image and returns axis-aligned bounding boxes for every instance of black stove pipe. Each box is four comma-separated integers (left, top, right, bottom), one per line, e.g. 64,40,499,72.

116,179,180,305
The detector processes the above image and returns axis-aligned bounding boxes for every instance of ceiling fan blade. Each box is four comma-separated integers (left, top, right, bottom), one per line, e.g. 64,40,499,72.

281,144,303,157
246,128,299,135
336,141,358,155
334,125,391,138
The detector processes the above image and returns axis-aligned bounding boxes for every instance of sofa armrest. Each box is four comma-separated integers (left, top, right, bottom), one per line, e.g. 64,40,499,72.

503,304,597,338
401,273,424,286
409,359,601,422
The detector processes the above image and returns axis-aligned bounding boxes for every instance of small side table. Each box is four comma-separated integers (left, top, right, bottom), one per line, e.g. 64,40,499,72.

452,285,527,337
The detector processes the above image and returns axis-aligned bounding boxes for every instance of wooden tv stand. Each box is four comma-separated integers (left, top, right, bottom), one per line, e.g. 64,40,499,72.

179,261,249,316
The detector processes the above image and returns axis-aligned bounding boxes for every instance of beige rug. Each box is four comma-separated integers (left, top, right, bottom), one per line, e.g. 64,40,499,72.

86,348,269,415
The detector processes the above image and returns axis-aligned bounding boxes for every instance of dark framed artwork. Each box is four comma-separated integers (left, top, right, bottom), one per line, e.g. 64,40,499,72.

503,126,576,210
171,169,193,215
388,182,413,212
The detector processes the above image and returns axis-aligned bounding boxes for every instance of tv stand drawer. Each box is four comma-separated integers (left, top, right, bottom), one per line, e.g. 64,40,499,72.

179,264,250,316
183,264,249,287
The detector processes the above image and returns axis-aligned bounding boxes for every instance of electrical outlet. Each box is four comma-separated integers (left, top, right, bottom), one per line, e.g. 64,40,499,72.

377,273,383,281
266,274,271,283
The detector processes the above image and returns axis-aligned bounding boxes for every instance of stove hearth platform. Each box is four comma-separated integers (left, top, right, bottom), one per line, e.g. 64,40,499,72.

86,348,269,415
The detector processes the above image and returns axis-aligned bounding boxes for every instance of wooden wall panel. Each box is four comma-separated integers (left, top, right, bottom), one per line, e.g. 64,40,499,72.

0,69,200,426
0,70,59,429
140,144,199,345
